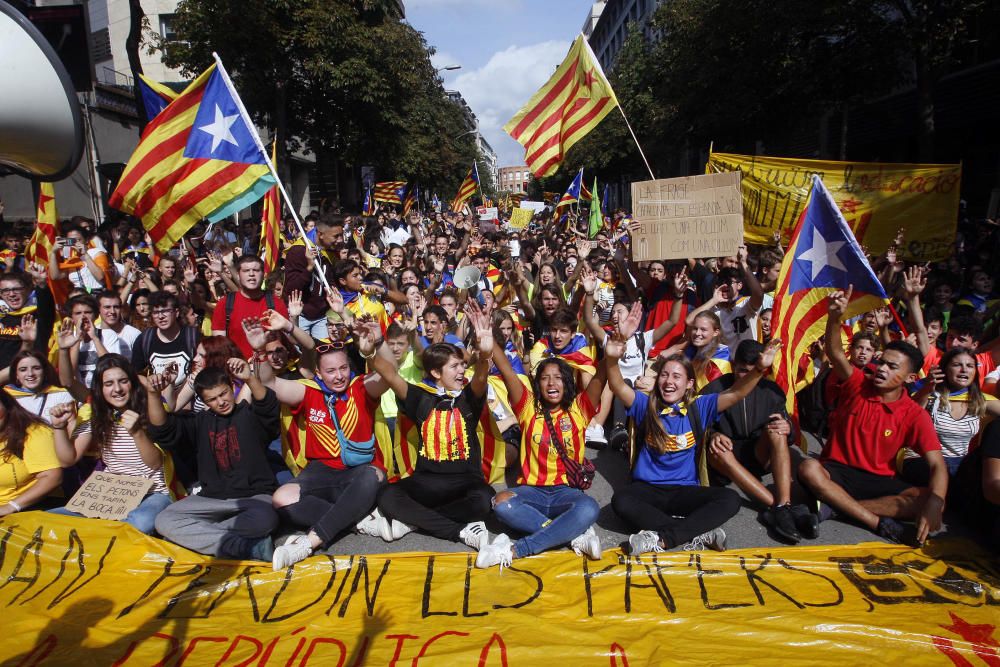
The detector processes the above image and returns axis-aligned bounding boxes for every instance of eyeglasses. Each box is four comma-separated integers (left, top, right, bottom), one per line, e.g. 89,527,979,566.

0,287,22,295
151,309,176,316
315,341,346,354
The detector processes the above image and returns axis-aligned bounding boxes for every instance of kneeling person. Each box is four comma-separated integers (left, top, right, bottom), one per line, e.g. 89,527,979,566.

150,360,282,561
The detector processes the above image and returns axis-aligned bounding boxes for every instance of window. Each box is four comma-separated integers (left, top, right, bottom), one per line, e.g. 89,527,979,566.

159,14,178,41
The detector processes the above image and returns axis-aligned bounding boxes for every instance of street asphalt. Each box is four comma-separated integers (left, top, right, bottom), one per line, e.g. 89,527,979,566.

318,433,975,557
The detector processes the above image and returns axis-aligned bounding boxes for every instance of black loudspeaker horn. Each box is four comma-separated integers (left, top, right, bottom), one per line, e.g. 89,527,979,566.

0,0,84,181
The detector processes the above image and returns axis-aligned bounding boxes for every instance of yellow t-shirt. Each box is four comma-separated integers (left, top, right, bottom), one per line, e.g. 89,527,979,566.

0,424,60,504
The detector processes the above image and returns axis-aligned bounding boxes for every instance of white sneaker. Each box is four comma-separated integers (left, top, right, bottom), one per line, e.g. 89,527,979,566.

627,530,664,556
458,521,489,550
272,535,313,570
355,509,386,538
475,533,513,571
274,531,307,548
570,526,602,560
585,423,607,445
681,527,727,552
390,519,414,541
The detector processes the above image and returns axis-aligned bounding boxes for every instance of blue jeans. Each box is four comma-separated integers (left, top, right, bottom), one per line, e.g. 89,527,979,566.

493,485,599,558
50,492,172,535
298,315,329,341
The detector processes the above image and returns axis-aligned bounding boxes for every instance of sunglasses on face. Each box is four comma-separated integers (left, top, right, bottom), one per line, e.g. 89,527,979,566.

315,341,347,354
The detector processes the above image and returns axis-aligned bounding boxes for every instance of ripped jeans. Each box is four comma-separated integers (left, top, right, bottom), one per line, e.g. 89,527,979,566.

493,484,599,558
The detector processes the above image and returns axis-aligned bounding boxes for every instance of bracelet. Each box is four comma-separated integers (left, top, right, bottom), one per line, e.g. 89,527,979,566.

8,500,22,513
360,348,377,360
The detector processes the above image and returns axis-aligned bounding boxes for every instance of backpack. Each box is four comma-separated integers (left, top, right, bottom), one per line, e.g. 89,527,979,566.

224,291,275,333
138,325,199,369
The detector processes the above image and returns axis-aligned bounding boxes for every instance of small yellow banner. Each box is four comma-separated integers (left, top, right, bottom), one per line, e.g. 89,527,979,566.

508,207,534,229
4,514,1000,665
707,152,962,261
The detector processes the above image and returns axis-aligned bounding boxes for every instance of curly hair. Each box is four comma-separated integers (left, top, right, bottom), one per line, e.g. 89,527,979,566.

90,355,147,451
531,357,577,412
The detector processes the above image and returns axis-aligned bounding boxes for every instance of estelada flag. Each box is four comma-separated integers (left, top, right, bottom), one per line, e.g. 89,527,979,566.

402,184,419,217
556,168,584,213
362,188,376,216
450,165,479,212
24,182,57,266
504,35,619,178
771,175,888,416
109,62,276,252
374,181,407,205
136,73,178,122
259,142,281,273
528,332,597,379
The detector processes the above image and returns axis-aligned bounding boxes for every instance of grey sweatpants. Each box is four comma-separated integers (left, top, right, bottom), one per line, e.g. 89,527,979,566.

154,493,279,558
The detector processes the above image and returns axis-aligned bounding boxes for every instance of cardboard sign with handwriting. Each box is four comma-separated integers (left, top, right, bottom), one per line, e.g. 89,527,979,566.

630,172,743,261
65,471,155,520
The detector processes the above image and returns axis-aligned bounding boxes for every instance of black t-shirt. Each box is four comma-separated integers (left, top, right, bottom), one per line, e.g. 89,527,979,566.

0,287,56,370
132,326,198,381
701,374,790,444
401,383,486,475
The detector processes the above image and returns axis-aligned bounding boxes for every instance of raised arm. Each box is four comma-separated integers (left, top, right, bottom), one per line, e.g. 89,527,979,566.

716,339,782,412
686,284,723,327
56,319,89,403
48,402,81,467
824,287,855,381
120,409,163,470
651,270,688,343
244,318,307,405
738,245,764,312
466,301,494,399
901,266,929,356
579,265,604,341
490,340,524,409
603,331,636,408
357,316,407,399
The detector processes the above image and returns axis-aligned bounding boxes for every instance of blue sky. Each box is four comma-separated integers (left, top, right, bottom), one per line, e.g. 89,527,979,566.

406,0,591,168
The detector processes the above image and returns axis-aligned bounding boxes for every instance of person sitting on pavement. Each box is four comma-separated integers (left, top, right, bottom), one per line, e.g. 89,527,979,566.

702,339,815,543
797,287,949,546
149,359,282,561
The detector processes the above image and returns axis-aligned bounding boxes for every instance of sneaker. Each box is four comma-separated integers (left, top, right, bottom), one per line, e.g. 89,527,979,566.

390,519,414,541
274,531,307,547
790,504,819,539
459,521,489,550
766,504,802,543
585,423,607,446
627,530,664,556
272,535,313,571
681,527,727,552
475,533,513,571
356,509,387,538
248,535,274,562
570,526,602,560
608,424,629,452
876,517,909,545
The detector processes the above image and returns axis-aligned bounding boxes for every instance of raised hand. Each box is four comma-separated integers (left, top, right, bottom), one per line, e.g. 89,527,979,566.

183,260,197,283
57,318,80,349
260,308,293,333
736,245,748,266
325,288,345,314
604,332,627,361
672,268,688,298
206,251,224,274
576,238,592,259
27,263,47,287
616,301,644,340
286,289,304,320
874,307,893,329
901,265,926,300
465,301,494,354
827,286,853,320
756,338,783,370
49,402,76,429
120,410,142,434
353,314,379,356
79,315,95,341
18,313,37,344
227,357,252,381
242,317,267,351
580,264,598,294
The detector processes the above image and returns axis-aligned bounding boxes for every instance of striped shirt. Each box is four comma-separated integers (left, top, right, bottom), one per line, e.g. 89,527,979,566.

74,419,167,494
906,393,997,460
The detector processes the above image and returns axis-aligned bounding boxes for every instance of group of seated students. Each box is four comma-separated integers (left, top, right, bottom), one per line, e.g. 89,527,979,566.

0,207,998,575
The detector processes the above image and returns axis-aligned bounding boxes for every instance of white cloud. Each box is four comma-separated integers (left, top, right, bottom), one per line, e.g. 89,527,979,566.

429,48,462,72
449,40,572,168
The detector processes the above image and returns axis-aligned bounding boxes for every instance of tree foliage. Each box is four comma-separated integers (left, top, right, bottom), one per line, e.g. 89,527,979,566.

158,0,475,191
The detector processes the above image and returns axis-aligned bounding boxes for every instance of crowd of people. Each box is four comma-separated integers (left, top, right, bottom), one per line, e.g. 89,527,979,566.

0,201,997,573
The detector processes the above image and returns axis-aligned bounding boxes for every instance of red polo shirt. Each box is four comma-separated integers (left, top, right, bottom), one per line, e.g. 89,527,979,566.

821,367,940,476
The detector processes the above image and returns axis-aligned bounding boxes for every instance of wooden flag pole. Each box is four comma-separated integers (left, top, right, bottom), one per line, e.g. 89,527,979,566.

618,106,656,181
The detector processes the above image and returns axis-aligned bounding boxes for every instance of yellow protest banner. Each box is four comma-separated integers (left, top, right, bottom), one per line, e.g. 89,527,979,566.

706,152,962,261
509,207,533,229
4,514,1000,665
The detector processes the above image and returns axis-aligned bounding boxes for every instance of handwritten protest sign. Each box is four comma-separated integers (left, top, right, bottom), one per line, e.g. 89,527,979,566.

64,471,155,520
508,207,533,229
4,514,999,665
706,151,961,261
630,172,744,261
478,206,498,221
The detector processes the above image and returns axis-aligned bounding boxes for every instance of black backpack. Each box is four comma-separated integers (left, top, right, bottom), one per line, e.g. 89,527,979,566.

224,291,275,332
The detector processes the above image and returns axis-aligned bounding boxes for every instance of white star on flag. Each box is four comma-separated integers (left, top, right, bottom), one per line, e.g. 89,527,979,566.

798,227,846,280
198,105,239,153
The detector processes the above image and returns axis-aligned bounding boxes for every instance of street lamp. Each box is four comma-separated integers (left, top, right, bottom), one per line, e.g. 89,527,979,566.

437,65,461,72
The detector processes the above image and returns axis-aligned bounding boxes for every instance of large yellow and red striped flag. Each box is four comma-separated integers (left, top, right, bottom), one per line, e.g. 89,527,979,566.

24,182,58,266
450,165,479,212
402,184,418,217
374,181,407,205
259,143,281,273
504,35,619,178
109,62,276,252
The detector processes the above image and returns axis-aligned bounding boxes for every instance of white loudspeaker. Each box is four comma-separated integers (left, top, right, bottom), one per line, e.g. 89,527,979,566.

0,1,84,180
453,266,482,290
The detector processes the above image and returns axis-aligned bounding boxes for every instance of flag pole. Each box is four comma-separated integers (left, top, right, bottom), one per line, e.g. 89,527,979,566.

211,52,331,292
580,36,656,181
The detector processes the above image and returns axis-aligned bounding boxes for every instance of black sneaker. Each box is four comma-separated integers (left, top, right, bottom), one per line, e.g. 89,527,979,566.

876,517,909,545
790,504,819,539
608,424,629,452
766,504,802,543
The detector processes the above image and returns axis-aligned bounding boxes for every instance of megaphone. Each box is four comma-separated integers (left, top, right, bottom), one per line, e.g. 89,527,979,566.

0,1,84,180
453,266,481,290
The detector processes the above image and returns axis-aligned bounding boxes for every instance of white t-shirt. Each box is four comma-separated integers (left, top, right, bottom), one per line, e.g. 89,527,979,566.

714,297,761,349
14,389,75,424
67,248,109,291
381,225,411,247
602,330,655,382
78,325,142,387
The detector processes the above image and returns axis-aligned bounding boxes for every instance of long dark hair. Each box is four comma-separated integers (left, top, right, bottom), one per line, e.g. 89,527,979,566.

0,390,47,460
8,350,60,392
531,358,577,412
643,354,697,454
90,355,146,449
936,346,986,418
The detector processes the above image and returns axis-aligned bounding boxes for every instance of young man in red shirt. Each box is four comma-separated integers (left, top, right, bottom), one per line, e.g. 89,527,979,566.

212,255,288,358
797,286,949,546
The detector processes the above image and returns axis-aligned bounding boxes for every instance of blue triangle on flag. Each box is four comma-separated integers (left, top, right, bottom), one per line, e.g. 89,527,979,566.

788,176,886,298
184,69,266,165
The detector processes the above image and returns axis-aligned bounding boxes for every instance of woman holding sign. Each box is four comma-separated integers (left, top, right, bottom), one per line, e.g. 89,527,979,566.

0,391,62,516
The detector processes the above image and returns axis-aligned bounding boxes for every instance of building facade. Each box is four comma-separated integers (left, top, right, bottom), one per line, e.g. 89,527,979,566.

587,0,663,72
497,166,530,194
